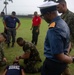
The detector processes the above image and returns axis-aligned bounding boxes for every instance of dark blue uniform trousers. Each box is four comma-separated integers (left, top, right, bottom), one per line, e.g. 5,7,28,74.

41,58,67,75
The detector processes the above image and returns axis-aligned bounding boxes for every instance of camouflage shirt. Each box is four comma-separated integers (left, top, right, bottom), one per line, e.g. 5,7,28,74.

61,9,74,43
23,41,40,61
0,42,4,62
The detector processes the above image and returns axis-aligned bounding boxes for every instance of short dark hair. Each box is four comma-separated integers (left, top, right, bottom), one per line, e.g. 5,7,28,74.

1,33,7,39
1,12,5,15
16,37,23,43
12,11,16,16
13,60,19,65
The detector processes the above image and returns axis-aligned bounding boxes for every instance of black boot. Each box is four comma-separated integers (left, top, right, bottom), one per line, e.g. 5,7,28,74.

7,43,10,48
11,42,14,47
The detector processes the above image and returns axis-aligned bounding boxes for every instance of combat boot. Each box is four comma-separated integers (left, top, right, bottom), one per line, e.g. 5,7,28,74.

11,42,14,47
7,43,10,48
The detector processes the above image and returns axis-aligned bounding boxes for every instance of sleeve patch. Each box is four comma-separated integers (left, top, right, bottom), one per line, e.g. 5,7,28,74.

49,22,56,28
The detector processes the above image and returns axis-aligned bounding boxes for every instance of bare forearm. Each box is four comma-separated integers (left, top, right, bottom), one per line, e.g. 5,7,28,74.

3,22,7,28
2,70,7,75
16,23,21,30
17,52,30,60
21,69,25,75
20,53,30,59
56,53,73,64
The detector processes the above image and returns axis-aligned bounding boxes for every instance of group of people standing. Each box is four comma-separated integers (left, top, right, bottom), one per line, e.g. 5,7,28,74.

0,9,42,75
0,0,74,75
1,10,41,47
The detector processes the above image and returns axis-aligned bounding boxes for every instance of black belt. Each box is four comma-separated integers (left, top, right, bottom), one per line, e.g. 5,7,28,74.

8,27,15,28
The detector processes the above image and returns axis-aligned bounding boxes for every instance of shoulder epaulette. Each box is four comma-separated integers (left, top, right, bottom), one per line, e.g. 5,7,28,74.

48,22,56,29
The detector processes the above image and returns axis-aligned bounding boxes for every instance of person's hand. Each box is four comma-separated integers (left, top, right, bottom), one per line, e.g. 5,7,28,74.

30,27,32,30
36,29,38,32
15,27,19,30
3,57,7,62
5,27,9,30
14,59,19,62
16,56,19,60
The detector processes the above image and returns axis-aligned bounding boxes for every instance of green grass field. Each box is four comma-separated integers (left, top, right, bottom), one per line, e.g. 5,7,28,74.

0,17,74,75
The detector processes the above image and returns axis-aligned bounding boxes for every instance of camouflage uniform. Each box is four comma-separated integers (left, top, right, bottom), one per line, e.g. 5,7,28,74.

0,42,4,62
23,41,41,73
61,9,74,44
61,9,74,75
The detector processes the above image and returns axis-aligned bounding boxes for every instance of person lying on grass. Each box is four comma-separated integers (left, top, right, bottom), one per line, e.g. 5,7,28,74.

2,60,25,75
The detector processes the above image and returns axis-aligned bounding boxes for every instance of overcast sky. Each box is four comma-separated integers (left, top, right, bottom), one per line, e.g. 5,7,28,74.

0,0,74,15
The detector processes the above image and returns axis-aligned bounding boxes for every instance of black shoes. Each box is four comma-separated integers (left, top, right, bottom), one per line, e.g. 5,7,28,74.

7,43,10,48
7,43,14,48
11,43,14,47
31,41,37,46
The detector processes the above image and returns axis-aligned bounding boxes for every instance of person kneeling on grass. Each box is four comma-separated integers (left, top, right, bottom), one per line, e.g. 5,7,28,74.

16,37,42,73
2,60,25,75
0,33,7,67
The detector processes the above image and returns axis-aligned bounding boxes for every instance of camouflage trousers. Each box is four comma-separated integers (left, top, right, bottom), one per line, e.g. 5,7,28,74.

0,52,6,67
0,50,3,62
24,59,40,73
7,28,16,44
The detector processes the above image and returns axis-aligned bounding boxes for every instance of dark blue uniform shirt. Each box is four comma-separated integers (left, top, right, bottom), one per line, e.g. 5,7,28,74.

5,16,20,28
2,15,7,22
3,16,6,21
5,65,23,75
44,16,70,63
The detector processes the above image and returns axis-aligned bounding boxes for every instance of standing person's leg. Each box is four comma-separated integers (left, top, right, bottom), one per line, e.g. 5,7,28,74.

41,58,67,75
7,29,11,47
4,28,7,43
32,27,35,44
32,32,34,44
11,28,16,47
4,28,7,34
35,30,39,45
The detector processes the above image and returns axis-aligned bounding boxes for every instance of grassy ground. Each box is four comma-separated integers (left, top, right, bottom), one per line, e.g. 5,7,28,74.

0,17,74,75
